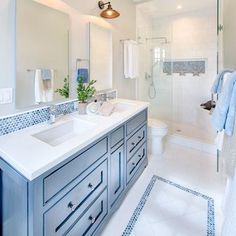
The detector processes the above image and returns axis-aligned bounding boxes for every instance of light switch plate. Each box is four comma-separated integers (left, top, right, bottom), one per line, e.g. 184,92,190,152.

0,88,13,104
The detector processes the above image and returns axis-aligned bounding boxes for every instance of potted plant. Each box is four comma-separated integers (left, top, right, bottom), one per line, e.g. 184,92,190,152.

55,76,69,98
77,76,96,114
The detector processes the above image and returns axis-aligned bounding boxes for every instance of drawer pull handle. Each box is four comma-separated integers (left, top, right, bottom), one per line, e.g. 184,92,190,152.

67,201,76,212
132,162,136,166
88,183,94,190
138,154,141,157
138,136,142,139
89,215,96,224
131,142,135,146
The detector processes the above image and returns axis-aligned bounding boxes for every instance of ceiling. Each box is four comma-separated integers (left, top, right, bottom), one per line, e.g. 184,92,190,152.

135,0,216,18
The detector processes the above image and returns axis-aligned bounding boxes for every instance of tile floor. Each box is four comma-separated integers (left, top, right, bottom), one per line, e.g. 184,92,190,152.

164,120,216,145
101,143,226,236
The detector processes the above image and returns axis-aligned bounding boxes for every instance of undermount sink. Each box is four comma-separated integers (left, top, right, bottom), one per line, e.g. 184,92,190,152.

33,119,95,146
112,101,135,113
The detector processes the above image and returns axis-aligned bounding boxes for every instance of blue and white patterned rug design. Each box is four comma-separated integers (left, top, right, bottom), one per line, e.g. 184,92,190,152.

123,175,215,236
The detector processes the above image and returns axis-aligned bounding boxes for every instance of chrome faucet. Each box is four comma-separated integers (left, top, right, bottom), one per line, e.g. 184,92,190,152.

48,104,70,124
48,105,57,124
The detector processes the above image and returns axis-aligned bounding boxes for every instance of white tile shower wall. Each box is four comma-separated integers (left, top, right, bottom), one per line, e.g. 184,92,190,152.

152,8,217,138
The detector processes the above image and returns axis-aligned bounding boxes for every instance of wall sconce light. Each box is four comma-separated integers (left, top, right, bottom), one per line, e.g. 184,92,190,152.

98,1,120,19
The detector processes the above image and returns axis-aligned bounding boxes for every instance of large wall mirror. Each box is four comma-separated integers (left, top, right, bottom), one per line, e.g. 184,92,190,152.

0,0,113,117
89,23,112,91
16,0,70,109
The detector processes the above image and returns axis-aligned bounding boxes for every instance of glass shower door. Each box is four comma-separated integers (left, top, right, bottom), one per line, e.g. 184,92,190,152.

143,38,173,125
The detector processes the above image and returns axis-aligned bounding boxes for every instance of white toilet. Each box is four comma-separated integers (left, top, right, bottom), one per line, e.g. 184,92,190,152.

148,119,168,155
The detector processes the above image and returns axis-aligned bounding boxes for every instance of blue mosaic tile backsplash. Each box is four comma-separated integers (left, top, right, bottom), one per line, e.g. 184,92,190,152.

0,101,75,136
0,90,117,136
163,60,206,76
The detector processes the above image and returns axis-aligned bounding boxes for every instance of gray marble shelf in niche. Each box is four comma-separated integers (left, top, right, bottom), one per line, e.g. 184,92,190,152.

163,60,206,76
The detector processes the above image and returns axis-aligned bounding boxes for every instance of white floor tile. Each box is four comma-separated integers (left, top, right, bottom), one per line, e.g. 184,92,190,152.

101,143,226,236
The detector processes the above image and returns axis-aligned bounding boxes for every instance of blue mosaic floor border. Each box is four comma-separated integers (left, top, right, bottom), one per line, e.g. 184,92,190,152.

122,175,215,236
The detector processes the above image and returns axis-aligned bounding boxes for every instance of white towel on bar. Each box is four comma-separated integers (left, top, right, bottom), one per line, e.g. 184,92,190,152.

221,170,236,236
35,69,54,104
124,40,139,79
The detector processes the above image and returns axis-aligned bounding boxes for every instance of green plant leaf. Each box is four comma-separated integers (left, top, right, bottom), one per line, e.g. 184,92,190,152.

55,76,69,98
77,76,97,102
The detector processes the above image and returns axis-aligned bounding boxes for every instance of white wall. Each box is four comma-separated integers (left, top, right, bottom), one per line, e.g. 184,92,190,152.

223,0,236,70
0,0,16,116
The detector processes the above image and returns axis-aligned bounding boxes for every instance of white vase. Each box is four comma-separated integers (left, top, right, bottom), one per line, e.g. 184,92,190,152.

78,102,88,115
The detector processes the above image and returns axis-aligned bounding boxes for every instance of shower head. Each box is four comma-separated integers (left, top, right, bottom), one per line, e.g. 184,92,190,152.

145,37,170,44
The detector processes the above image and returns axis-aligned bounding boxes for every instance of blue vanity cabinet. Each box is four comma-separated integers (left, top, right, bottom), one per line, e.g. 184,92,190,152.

0,109,148,236
0,163,28,236
109,126,125,208
44,160,108,236
109,143,125,208
0,136,109,236
125,110,148,186
66,189,108,236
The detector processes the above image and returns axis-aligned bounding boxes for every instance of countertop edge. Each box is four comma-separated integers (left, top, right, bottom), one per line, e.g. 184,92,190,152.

0,103,148,181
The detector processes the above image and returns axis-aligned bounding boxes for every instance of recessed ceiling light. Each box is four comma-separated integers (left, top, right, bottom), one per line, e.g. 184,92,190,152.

177,5,182,10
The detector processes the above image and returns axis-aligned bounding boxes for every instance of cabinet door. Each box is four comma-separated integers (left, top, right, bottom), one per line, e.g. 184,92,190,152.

110,145,124,207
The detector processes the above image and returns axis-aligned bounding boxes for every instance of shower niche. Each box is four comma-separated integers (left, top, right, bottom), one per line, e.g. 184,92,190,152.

163,60,206,76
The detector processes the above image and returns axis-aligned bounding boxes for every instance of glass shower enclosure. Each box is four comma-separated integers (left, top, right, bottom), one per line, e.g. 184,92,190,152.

137,29,173,128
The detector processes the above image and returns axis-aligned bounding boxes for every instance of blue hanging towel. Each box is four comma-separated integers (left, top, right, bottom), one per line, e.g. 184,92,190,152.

212,72,236,133
77,68,89,83
211,69,233,94
41,69,52,80
225,81,236,136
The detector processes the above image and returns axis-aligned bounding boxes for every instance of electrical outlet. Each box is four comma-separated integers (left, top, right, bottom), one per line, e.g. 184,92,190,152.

0,88,13,104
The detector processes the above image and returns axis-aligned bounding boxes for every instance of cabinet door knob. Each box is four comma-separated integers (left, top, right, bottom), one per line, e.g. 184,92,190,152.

132,162,136,166
138,136,142,139
138,154,141,158
67,201,76,211
88,183,94,190
89,215,96,224
131,142,135,146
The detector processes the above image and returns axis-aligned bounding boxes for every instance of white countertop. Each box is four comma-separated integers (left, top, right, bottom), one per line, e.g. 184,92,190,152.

0,99,148,181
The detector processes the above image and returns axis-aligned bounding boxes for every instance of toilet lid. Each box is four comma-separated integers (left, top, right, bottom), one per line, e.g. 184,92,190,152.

148,119,168,129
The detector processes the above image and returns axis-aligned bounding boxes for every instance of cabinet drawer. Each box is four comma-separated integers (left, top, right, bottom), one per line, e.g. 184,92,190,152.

126,110,147,136
127,125,146,162
127,143,146,184
110,126,124,149
44,137,108,203
66,189,108,236
44,160,107,236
